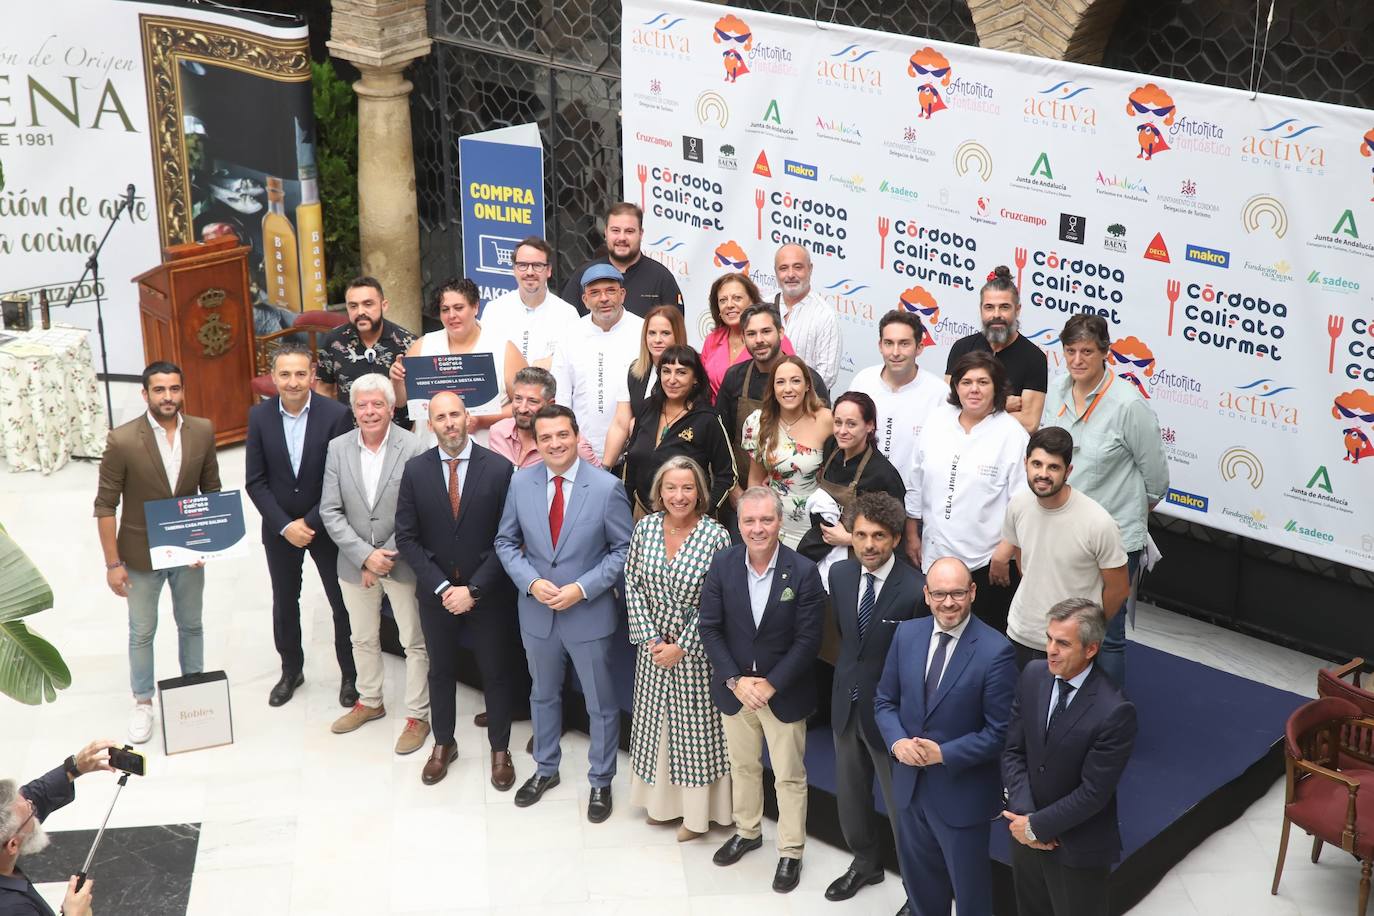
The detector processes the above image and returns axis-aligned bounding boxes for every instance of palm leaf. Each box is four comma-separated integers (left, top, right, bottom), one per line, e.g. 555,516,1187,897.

0,527,71,704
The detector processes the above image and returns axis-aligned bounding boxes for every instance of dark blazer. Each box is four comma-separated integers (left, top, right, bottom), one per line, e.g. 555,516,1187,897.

828,558,925,748
1,766,75,916
394,443,517,606
698,542,825,723
244,394,352,537
875,614,1017,827
1002,661,1138,868
624,401,737,511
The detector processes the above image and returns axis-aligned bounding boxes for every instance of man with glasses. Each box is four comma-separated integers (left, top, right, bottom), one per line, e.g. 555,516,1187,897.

0,739,117,916
561,203,684,318
315,276,418,413
481,237,579,370
874,556,1017,916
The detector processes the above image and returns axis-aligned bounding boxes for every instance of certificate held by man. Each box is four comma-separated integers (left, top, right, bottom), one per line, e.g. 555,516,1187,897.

145,490,248,570
403,352,499,421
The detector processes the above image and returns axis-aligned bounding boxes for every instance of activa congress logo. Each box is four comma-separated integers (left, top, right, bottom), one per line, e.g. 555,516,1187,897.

1024,80,1098,134
818,43,884,94
1218,378,1300,433
1241,117,1327,176
633,13,691,58
1124,83,1176,160
712,15,754,82
646,235,690,278
908,47,952,117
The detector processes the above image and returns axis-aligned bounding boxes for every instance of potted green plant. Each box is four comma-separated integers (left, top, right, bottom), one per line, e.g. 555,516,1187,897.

0,526,71,704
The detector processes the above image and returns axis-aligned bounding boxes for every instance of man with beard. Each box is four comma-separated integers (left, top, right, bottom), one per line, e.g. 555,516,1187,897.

561,203,684,318
772,244,842,389
315,276,417,416
95,362,221,744
990,428,1129,670
487,367,602,469
945,266,1047,433
0,739,117,916
481,237,580,369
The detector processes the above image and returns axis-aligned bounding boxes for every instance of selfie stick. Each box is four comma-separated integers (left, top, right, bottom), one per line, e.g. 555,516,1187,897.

73,771,130,893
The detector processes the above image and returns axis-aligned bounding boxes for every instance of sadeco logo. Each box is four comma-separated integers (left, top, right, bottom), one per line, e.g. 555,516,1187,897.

1164,488,1209,512
784,159,818,181
1184,243,1230,268
1285,519,1335,542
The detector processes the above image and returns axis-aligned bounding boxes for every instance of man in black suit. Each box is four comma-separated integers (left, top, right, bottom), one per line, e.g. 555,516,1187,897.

699,485,825,894
245,343,356,708
395,391,523,790
824,492,925,906
1001,597,1138,916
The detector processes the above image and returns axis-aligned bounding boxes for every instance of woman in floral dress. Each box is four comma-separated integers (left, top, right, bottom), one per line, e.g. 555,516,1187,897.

626,456,733,841
741,355,834,548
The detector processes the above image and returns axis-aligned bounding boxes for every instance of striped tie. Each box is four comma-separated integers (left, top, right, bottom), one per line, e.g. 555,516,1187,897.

850,573,876,701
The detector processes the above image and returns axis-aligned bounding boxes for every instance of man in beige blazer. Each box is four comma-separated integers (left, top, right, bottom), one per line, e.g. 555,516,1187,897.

94,361,220,744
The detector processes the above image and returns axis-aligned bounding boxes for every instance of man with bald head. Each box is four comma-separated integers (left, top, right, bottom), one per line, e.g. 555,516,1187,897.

395,391,523,789
773,244,842,388
874,556,1017,916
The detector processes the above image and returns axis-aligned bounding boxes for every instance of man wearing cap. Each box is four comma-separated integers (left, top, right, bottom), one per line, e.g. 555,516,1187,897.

550,264,645,466
560,202,684,318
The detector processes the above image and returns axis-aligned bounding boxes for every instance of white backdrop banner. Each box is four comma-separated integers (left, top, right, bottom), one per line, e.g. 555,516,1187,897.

621,0,1374,571
1,1,309,376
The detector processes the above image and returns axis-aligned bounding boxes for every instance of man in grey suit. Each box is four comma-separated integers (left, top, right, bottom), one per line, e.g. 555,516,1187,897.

319,374,430,754
494,404,633,823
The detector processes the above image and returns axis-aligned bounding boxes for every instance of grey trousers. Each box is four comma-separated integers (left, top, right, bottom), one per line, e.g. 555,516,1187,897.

832,711,902,875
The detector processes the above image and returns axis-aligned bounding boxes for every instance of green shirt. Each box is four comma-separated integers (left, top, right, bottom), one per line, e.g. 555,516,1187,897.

1040,370,1169,551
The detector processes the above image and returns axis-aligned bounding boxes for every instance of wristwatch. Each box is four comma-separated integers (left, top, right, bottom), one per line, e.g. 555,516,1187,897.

64,754,80,779
725,676,739,690
468,585,483,603
1023,819,1038,843
105,560,125,570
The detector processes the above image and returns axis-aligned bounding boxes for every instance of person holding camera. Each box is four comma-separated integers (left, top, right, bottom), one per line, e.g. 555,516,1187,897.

0,739,117,916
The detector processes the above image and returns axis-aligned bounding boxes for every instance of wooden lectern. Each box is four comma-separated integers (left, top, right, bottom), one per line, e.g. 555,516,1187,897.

133,238,255,445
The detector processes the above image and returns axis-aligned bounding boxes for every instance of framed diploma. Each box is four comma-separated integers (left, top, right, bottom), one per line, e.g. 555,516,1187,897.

403,352,500,421
144,490,248,570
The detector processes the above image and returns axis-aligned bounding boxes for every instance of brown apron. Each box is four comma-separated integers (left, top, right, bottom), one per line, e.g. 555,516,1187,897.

731,361,767,481
815,446,874,664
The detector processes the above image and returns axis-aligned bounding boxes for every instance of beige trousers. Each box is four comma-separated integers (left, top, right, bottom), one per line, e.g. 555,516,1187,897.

338,576,429,720
721,703,808,858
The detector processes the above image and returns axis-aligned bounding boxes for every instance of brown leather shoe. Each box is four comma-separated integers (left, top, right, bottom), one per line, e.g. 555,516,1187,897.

421,743,457,785
491,750,516,791
474,711,488,728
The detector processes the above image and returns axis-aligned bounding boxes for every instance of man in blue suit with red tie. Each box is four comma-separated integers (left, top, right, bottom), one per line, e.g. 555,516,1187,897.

874,556,1017,916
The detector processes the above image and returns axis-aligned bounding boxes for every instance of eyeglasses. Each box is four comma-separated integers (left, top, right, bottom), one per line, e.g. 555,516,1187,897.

714,28,751,42
1109,349,1153,368
514,262,548,272
1129,99,1175,117
928,588,970,602
1334,403,1374,422
911,64,950,78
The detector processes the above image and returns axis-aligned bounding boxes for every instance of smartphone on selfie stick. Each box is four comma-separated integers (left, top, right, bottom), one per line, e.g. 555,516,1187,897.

73,746,145,892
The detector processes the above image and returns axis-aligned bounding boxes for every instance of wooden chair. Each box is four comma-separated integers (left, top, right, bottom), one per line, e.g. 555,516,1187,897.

1320,660,1374,770
251,310,348,397
1272,696,1374,915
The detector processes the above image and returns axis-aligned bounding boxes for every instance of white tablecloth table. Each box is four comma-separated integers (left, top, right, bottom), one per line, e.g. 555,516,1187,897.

0,324,108,473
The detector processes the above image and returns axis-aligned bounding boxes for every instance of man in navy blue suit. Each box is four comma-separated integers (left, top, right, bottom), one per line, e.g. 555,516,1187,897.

874,556,1017,916
494,404,633,824
698,486,825,894
1001,598,1137,916
245,344,356,708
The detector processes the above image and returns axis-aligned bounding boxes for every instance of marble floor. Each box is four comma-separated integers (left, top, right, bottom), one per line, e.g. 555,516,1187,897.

0,387,1362,914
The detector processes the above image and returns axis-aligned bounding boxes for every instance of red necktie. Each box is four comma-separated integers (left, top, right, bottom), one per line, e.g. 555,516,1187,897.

549,475,565,547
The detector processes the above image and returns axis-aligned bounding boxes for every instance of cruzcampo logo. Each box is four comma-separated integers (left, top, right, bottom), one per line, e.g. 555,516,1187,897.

763,99,782,125
1306,465,1334,493
1031,152,1054,179
1333,209,1359,239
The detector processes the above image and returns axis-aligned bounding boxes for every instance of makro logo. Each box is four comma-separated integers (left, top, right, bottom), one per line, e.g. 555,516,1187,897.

908,47,952,117
713,15,754,82
1307,270,1360,293
1024,80,1098,134
1284,519,1335,542
1241,117,1327,175
1184,244,1230,268
784,159,818,181
1124,83,1176,160
818,43,884,94
1164,488,1208,512
633,13,691,57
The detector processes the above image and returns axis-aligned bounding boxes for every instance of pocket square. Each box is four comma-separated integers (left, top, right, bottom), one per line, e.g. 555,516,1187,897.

780,586,795,602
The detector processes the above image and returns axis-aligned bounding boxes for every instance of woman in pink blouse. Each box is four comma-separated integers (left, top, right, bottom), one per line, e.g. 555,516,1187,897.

699,272,795,401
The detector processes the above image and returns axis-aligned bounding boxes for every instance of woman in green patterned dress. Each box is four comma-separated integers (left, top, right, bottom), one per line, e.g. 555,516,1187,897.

626,455,733,841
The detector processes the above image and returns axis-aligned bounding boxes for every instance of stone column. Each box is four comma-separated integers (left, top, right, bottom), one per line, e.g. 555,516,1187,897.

966,0,1125,65
328,2,431,333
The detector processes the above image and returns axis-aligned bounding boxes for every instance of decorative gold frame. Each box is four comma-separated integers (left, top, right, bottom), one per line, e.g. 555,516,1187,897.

139,15,311,247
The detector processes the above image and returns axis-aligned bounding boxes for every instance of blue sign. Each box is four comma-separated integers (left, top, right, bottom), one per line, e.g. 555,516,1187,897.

146,491,248,570
459,125,546,309
1184,244,1230,268
403,353,500,419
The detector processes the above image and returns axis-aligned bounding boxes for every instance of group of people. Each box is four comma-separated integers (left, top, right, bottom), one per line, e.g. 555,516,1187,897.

52,201,1174,916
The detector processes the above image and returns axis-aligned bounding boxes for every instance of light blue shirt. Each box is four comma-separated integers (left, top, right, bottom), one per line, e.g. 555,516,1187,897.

279,393,312,477
545,457,581,511
1046,662,1094,728
745,544,780,629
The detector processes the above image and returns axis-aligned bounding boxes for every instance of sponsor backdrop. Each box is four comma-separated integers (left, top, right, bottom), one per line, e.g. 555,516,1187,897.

1,1,313,376
622,0,1374,571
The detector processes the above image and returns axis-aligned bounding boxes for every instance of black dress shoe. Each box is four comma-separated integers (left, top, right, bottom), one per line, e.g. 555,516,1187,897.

712,834,763,866
514,772,560,808
587,786,612,823
268,671,303,707
339,676,359,708
772,857,802,893
895,904,912,916
825,867,883,901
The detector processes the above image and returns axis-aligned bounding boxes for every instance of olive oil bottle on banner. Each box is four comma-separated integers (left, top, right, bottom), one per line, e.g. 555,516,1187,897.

295,119,327,310
262,175,302,311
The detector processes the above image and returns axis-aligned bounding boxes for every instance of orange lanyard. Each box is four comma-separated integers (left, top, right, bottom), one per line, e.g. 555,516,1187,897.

1058,370,1114,423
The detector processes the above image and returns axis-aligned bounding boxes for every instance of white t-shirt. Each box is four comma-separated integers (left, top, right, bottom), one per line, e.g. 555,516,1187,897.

550,310,644,461
908,404,1029,572
1002,487,1129,650
481,288,580,365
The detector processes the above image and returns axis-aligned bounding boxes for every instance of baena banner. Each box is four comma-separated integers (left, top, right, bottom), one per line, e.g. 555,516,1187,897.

621,0,1374,571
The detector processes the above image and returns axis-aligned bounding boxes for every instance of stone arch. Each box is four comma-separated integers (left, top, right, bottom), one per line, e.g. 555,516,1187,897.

966,0,1129,64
